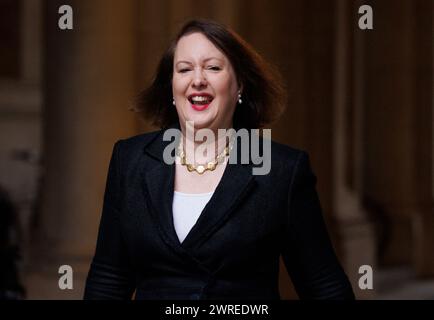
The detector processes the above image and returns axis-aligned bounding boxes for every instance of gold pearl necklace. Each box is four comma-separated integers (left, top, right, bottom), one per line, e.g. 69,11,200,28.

177,139,234,175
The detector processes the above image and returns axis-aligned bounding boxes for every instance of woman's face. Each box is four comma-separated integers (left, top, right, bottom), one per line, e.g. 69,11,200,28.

172,32,240,132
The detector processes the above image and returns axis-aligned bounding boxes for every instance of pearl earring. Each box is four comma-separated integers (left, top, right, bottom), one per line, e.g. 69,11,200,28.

172,98,176,106
238,92,242,104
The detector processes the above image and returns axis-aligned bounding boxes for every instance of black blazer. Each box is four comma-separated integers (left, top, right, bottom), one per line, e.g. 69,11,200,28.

84,127,355,300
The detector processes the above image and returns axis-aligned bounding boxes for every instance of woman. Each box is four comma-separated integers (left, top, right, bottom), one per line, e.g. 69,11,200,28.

84,19,355,300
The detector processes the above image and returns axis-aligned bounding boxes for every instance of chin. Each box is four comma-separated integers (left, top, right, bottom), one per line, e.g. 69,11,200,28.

182,111,217,130
185,117,214,130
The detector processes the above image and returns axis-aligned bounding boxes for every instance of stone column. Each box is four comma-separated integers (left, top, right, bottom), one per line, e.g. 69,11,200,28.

0,0,44,297
362,0,434,279
411,0,434,277
34,0,139,298
332,0,376,299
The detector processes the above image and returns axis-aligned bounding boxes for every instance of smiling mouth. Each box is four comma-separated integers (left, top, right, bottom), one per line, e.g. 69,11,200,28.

188,94,214,111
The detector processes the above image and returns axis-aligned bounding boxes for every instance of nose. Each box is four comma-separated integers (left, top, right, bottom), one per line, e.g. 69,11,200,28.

192,67,207,88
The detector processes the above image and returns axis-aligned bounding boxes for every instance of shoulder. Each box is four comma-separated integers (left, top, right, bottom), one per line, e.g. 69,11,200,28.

267,139,309,168
269,139,304,160
117,129,161,150
262,139,316,185
112,129,163,165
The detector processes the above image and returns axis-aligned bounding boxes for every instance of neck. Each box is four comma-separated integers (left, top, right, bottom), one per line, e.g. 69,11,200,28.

180,126,233,165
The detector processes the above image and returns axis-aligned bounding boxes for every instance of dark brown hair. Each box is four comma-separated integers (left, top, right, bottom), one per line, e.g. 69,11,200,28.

132,19,287,129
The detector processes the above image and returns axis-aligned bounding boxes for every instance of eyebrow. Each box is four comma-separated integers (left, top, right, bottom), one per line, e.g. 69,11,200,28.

175,57,224,66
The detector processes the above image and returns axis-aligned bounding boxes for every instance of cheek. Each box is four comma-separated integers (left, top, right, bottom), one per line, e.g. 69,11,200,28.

172,75,188,95
215,75,237,100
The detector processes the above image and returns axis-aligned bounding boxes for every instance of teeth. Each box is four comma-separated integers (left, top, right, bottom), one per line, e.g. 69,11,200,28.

191,96,211,102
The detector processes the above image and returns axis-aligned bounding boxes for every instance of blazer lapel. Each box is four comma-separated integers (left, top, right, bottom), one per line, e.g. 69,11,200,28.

141,129,183,253
181,162,255,249
141,126,257,258
143,160,190,251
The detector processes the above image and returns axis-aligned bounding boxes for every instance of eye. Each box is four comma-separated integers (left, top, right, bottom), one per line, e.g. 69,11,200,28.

178,68,191,73
207,65,221,71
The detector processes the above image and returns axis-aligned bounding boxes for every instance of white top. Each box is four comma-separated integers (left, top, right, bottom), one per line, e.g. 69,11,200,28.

172,191,214,243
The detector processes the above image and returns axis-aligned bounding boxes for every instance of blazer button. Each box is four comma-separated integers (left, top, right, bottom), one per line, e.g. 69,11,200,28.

190,293,201,300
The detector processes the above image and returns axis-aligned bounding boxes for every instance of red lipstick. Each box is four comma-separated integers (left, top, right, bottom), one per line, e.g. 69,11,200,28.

188,93,214,112
191,103,210,111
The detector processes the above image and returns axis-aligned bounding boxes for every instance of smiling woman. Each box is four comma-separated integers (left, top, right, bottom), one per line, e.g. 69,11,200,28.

133,19,286,130
84,19,355,300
